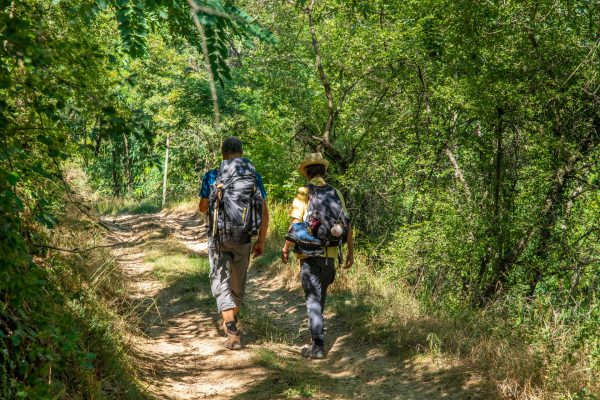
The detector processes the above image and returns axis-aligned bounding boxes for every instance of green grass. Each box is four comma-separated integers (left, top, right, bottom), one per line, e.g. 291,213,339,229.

96,198,161,215
240,307,301,345
149,254,209,284
253,349,320,399
96,196,199,216
143,239,213,310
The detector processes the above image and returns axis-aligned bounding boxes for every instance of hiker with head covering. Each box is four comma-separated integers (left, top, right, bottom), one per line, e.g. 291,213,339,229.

281,153,354,359
199,137,269,350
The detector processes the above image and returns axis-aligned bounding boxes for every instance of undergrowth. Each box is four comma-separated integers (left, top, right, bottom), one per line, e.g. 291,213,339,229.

95,196,199,216
96,198,160,216
118,198,598,399
330,263,599,399
0,202,144,399
254,202,599,400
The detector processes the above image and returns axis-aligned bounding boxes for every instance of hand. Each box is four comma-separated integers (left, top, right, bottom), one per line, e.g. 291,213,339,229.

281,249,289,264
343,251,354,269
252,240,264,258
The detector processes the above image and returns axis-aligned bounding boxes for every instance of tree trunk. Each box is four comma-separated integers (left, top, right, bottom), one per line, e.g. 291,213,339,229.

306,0,334,151
162,134,170,208
188,0,220,130
444,141,471,201
483,153,581,300
122,132,132,193
83,132,88,168
111,145,120,197
476,109,505,301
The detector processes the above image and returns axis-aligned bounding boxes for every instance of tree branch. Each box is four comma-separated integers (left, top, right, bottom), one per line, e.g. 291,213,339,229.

30,239,135,254
444,141,472,200
305,0,334,151
187,1,250,24
188,0,221,129
501,153,581,274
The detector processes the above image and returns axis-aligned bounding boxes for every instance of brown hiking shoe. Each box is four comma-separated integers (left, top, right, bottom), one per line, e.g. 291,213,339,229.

223,322,242,350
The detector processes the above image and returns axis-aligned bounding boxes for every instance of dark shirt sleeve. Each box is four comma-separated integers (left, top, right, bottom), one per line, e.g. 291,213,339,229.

256,173,267,199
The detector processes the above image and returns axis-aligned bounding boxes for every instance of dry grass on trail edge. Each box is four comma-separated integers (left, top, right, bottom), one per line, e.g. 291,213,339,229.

95,197,162,216
331,260,599,400
330,260,599,399
163,198,201,214
37,205,148,399
248,203,599,400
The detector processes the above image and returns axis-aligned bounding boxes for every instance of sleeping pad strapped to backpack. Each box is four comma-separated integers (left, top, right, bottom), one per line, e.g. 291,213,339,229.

208,158,263,243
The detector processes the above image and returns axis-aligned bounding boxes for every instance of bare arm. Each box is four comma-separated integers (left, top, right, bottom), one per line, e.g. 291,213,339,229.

344,223,354,269
198,198,209,213
258,200,269,243
281,217,301,263
252,200,269,258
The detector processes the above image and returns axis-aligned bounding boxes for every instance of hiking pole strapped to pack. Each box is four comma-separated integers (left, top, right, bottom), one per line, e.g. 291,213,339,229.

212,183,223,237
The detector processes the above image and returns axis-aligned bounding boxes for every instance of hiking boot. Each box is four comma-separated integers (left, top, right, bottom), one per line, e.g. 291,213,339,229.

224,331,242,350
301,343,324,359
223,322,242,350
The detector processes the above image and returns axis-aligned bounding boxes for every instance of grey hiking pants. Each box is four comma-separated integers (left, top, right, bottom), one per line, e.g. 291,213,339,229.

300,257,336,343
208,237,251,312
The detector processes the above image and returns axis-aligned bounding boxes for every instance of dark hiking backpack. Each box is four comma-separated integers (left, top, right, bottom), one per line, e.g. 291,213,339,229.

304,184,350,247
208,158,263,242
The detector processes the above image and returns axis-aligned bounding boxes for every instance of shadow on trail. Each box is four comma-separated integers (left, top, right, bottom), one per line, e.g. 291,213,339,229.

107,210,496,399
129,264,219,394
233,248,497,399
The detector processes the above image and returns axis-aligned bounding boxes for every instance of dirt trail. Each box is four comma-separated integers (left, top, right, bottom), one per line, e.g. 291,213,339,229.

104,210,487,400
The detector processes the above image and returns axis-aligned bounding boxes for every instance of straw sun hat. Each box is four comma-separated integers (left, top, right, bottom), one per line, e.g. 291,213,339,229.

298,153,330,177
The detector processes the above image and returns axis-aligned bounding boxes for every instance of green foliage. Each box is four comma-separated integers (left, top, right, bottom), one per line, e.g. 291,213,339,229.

0,212,143,398
102,0,276,84
233,0,598,395
1,0,599,397
0,0,273,397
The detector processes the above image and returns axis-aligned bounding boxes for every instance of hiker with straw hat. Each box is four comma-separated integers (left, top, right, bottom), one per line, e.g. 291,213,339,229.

282,153,354,359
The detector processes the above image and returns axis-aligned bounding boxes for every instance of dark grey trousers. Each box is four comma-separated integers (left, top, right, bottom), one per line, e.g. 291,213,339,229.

208,237,251,312
300,257,336,342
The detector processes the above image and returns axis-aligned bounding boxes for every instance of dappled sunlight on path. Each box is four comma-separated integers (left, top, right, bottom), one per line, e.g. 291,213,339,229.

105,210,268,399
104,209,491,400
